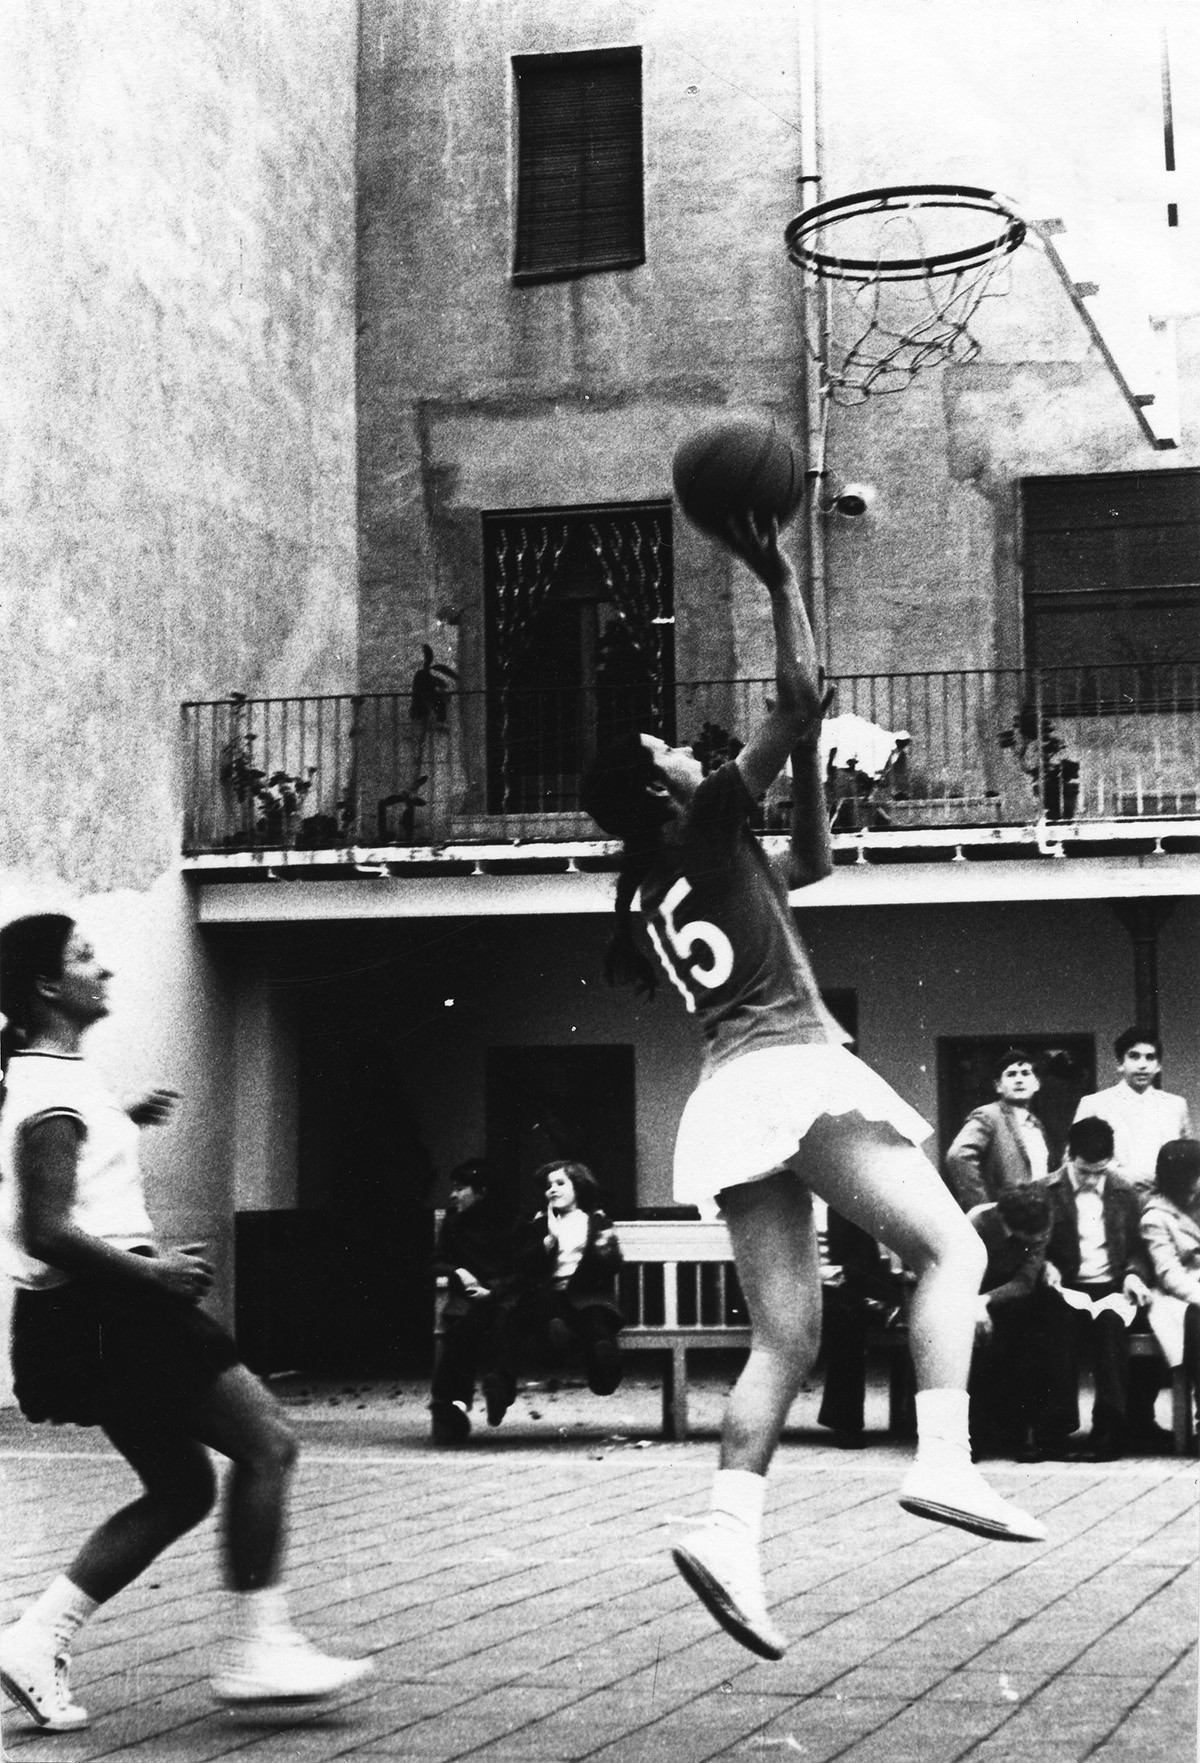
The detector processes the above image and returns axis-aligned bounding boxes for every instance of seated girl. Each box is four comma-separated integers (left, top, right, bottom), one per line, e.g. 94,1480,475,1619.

515,1161,624,1395
1141,1138,1200,1418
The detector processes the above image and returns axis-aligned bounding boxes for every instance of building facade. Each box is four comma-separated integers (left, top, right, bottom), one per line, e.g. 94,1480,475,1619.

3,1,1199,1382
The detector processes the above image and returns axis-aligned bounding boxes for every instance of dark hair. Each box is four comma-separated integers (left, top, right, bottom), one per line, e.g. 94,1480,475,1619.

1114,1026,1162,1061
536,1159,603,1214
0,914,75,1072
992,1047,1036,1082
1066,1116,1114,1162
996,1187,1052,1235
580,733,673,998
448,1157,498,1196
1154,1139,1200,1208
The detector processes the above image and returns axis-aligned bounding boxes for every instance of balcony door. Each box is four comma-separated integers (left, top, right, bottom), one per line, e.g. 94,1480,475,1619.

483,501,675,814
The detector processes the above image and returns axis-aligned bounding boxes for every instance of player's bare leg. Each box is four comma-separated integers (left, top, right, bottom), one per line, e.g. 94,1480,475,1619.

798,1114,1046,1543
672,1171,820,1659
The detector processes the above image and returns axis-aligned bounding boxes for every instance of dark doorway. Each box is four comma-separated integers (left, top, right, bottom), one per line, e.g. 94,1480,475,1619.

235,995,437,1379
486,1044,637,1219
937,1034,1097,1170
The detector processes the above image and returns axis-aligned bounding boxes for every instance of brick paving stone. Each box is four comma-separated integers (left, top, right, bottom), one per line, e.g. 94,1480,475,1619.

2,1382,1196,1762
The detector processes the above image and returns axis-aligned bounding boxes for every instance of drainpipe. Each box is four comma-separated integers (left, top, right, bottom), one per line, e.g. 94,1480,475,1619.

796,0,830,672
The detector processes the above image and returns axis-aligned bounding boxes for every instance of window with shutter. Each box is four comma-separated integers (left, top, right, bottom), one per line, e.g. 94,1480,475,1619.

1021,469,1200,709
513,48,645,283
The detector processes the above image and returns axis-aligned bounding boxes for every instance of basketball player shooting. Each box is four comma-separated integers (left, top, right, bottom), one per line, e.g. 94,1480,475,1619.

581,498,1044,1663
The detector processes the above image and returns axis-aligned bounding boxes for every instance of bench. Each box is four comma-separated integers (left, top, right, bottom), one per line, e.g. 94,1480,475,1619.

615,1219,913,1441
1127,1333,1192,1454
614,1221,1195,1452
434,1216,1194,1453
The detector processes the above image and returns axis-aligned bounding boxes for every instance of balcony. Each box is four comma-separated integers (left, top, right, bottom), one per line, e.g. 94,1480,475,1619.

181,665,1200,871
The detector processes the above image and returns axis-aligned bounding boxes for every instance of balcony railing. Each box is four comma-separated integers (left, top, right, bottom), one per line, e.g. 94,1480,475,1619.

181,664,1200,857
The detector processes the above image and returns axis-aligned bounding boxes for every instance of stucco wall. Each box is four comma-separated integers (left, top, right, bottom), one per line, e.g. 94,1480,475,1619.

356,0,1198,697
0,2,359,1399
357,0,807,695
0,0,359,895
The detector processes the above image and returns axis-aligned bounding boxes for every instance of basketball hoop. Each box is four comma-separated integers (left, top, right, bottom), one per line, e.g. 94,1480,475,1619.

785,184,1027,404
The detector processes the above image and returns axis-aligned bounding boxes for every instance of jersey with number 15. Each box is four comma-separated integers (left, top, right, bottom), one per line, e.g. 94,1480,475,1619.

638,764,847,1077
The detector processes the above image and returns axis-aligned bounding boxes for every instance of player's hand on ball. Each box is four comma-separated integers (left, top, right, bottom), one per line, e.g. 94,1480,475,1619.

722,512,786,586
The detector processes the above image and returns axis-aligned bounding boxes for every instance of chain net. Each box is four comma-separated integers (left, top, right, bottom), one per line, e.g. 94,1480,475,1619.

788,193,1024,406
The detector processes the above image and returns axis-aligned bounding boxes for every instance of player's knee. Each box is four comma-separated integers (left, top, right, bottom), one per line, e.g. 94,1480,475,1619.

912,1209,986,1285
249,1419,299,1479
959,1223,988,1286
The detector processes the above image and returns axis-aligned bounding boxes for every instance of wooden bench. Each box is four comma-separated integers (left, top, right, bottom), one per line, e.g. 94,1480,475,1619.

615,1219,913,1441
1127,1333,1192,1455
434,1216,1194,1453
614,1221,1195,1452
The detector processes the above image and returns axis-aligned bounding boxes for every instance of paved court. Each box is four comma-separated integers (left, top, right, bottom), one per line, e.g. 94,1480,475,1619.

1,1376,1195,1762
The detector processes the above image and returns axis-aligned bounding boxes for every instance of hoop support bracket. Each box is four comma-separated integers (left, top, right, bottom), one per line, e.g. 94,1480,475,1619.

1033,225,1175,451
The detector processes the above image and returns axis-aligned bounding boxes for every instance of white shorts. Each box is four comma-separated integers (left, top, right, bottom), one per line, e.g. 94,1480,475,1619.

673,1043,933,1214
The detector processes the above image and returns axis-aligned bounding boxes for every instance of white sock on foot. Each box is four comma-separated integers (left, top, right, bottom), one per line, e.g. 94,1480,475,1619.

233,1585,290,1642
21,1577,98,1650
709,1469,766,1543
914,1388,971,1467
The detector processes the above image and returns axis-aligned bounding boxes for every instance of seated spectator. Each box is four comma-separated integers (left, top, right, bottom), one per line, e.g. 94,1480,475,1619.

945,1049,1052,1211
515,1161,624,1396
430,1158,517,1445
1042,1117,1157,1459
968,1188,1062,1459
1141,1139,1200,1422
817,1210,909,1448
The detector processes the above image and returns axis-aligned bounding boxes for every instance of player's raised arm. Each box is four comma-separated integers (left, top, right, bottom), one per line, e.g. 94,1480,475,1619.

723,514,832,888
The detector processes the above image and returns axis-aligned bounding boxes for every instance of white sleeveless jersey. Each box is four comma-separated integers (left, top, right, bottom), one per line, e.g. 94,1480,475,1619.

0,1051,155,1289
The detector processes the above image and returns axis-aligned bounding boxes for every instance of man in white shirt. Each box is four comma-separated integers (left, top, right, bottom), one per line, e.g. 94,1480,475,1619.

1074,1028,1193,1195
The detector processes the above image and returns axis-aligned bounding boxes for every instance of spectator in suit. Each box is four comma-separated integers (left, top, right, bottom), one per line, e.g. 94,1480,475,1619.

1141,1139,1200,1420
1042,1117,1156,1459
1073,1028,1193,1195
945,1049,1052,1211
968,1187,1062,1459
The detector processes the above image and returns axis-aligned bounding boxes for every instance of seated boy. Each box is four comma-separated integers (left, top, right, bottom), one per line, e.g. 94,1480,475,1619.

430,1159,518,1444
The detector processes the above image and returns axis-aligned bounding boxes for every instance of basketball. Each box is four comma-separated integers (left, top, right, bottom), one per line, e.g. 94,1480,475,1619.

671,416,803,536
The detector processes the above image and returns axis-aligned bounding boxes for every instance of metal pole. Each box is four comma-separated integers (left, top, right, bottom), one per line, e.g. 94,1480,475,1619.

796,0,830,670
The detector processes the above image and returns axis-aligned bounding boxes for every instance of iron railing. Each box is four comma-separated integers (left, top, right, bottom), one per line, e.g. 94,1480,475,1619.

181,663,1200,855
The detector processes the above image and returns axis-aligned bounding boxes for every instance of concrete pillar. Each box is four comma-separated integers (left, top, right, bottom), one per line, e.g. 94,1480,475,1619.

1110,899,1179,1035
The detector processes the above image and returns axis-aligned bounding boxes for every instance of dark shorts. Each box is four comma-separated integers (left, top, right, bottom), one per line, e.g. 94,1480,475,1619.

12,1276,241,1428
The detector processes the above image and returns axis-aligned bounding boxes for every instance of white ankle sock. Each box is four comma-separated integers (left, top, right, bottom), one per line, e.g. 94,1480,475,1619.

234,1585,290,1641
24,1576,98,1649
709,1469,766,1544
914,1388,972,1466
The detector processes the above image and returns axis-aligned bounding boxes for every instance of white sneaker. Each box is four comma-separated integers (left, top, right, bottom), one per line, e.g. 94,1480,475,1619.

671,1525,788,1660
900,1458,1047,1542
0,1620,90,1731
211,1623,374,1707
